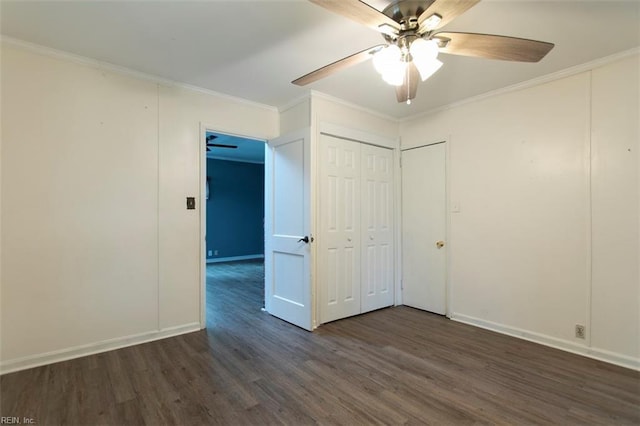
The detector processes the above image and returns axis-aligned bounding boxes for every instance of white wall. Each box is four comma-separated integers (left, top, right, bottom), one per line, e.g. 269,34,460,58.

0,43,278,373
279,97,311,135
400,52,639,369
590,55,639,360
310,93,399,145
2,39,636,374
158,85,277,330
279,92,400,142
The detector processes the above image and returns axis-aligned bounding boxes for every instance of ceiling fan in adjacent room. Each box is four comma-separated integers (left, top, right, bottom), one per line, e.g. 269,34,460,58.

206,134,237,152
293,0,554,104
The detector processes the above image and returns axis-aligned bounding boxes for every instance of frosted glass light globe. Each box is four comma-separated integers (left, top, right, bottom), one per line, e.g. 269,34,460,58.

410,39,442,81
409,38,439,61
372,45,402,76
382,61,406,86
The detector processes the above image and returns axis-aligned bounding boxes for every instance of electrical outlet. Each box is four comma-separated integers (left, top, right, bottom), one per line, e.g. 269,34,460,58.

214,250,219,256
575,324,586,339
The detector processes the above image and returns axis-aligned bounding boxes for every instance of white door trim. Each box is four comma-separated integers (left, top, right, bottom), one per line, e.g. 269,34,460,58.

200,123,207,329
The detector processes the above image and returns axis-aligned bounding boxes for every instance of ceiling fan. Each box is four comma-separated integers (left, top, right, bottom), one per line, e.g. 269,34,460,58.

293,0,554,104
206,134,237,152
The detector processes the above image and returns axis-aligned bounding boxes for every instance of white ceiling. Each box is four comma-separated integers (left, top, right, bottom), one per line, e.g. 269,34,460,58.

1,0,638,119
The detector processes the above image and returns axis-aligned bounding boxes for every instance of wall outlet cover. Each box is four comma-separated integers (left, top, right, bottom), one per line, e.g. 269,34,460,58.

575,324,586,339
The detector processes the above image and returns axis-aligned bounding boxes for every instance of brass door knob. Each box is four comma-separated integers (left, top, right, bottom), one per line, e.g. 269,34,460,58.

436,240,445,249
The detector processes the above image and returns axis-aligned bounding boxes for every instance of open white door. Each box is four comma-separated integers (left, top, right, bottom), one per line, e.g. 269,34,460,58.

264,128,313,330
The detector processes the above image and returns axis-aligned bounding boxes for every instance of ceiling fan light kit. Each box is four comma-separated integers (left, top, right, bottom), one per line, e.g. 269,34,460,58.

372,45,405,86
294,0,554,105
372,37,442,88
408,38,441,81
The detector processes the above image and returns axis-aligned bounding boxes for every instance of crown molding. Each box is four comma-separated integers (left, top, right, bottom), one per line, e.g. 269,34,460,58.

0,36,279,114
402,47,640,123
4,35,636,126
310,90,400,124
278,93,312,114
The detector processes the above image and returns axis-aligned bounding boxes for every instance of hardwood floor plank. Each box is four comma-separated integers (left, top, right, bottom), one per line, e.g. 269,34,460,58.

1,259,639,425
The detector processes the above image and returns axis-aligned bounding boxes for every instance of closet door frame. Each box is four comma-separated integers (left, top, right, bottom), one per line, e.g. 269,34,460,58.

317,122,401,325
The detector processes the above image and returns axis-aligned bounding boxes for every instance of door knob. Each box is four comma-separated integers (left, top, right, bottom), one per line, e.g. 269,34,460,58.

298,236,313,244
436,240,445,249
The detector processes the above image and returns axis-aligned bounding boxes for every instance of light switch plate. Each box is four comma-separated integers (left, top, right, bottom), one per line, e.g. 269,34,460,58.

186,197,196,210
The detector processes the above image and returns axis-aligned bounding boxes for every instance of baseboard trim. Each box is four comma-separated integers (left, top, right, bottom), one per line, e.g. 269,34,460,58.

0,323,202,375
206,254,264,264
450,313,639,371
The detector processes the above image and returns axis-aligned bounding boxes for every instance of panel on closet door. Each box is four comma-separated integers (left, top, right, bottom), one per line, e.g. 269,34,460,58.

319,134,361,323
361,144,394,313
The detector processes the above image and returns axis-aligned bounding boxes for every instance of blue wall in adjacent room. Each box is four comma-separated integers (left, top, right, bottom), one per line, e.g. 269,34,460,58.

206,159,264,260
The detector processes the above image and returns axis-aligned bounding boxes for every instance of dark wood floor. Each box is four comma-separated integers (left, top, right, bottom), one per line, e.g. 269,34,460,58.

2,260,639,425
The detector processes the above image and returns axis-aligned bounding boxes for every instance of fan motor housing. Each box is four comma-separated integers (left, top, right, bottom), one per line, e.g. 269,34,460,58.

382,0,430,30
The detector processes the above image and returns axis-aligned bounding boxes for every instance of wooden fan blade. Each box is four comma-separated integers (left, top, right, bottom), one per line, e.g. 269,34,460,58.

293,44,384,86
417,0,480,32
309,0,400,36
434,32,554,62
395,62,420,103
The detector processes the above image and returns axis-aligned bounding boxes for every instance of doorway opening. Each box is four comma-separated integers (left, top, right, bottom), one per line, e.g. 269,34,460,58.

203,130,266,328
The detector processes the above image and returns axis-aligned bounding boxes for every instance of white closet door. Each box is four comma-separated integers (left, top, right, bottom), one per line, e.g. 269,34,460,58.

360,144,394,313
319,134,361,323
